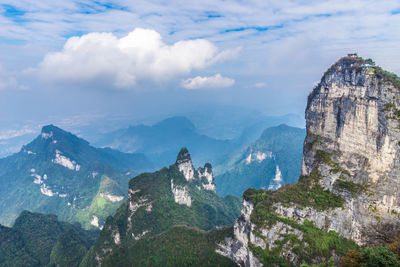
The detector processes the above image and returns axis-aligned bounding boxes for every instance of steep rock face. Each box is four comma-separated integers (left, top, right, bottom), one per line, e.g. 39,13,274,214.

198,163,216,192
216,199,261,267
303,55,400,245
171,179,192,206
218,55,400,266
176,147,195,181
83,148,241,266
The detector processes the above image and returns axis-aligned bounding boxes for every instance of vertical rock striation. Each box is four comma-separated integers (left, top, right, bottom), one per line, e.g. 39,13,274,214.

198,163,216,192
303,55,400,245
176,147,195,181
219,55,400,266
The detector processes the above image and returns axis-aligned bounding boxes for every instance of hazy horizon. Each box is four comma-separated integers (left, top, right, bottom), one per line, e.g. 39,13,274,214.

1,0,400,153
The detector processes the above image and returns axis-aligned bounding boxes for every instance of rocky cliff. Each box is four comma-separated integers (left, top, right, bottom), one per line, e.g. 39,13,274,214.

82,148,240,266
218,55,400,266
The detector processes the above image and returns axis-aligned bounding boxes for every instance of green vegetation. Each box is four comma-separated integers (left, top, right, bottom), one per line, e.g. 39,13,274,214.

315,150,335,165
365,58,375,65
250,218,359,266
49,229,89,267
0,225,38,267
124,162,240,236
0,211,97,267
333,179,366,197
368,205,378,213
314,150,352,177
0,125,152,229
100,226,236,267
384,102,400,128
75,176,125,229
314,150,367,195
83,153,241,266
245,168,344,217
305,134,323,151
374,66,400,90
242,146,360,265
342,247,400,267
315,150,346,174
321,55,400,91
250,243,290,267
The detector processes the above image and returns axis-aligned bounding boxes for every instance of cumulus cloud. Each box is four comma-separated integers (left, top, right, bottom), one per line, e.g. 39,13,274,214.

38,28,238,89
181,73,235,90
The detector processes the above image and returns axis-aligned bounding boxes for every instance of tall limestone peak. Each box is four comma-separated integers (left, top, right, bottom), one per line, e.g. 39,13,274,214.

302,54,400,244
175,147,195,181
217,55,400,266
175,148,216,191
176,147,192,164
83,150,241,266
198,163,216,192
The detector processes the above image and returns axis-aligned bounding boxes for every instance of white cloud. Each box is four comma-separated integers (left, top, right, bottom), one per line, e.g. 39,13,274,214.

37,28,238,89
181,74,235,90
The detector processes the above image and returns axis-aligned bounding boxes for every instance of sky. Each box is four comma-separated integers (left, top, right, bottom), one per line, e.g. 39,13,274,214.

0,0,400,143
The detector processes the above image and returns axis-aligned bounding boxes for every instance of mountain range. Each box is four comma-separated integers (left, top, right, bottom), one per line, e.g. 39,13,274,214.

0,119,305,230
0,125,153,229
93,116,234,167
2,55,400,266
93,115,305,169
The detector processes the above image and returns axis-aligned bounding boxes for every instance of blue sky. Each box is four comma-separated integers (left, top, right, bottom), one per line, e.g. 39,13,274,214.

0,0,400,142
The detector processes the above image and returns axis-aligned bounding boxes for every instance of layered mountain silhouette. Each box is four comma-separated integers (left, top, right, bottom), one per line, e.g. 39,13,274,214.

215,124,305,196
0,125,153,229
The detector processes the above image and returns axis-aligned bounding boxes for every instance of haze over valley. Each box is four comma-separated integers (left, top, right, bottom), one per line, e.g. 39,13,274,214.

1,1,400,266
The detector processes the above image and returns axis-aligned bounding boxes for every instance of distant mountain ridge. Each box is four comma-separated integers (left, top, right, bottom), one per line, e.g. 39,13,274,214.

94,115,305,170
0,125,153,229
94,116,235,167
215,124,305,196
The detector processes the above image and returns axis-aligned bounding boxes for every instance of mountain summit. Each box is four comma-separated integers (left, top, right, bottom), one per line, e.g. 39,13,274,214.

176,147,192,164
175,147,195,182
218,55,400,266
82,148,241,266
0,125,152,229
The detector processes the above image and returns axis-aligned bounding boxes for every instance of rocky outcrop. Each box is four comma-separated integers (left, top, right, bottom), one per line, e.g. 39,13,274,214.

176,147,195,181
219,55,400,266
171,179,192,207
216,199,261,267
85,147,241,266
198,163,216,192
172,148,217,206
302,55,400,245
